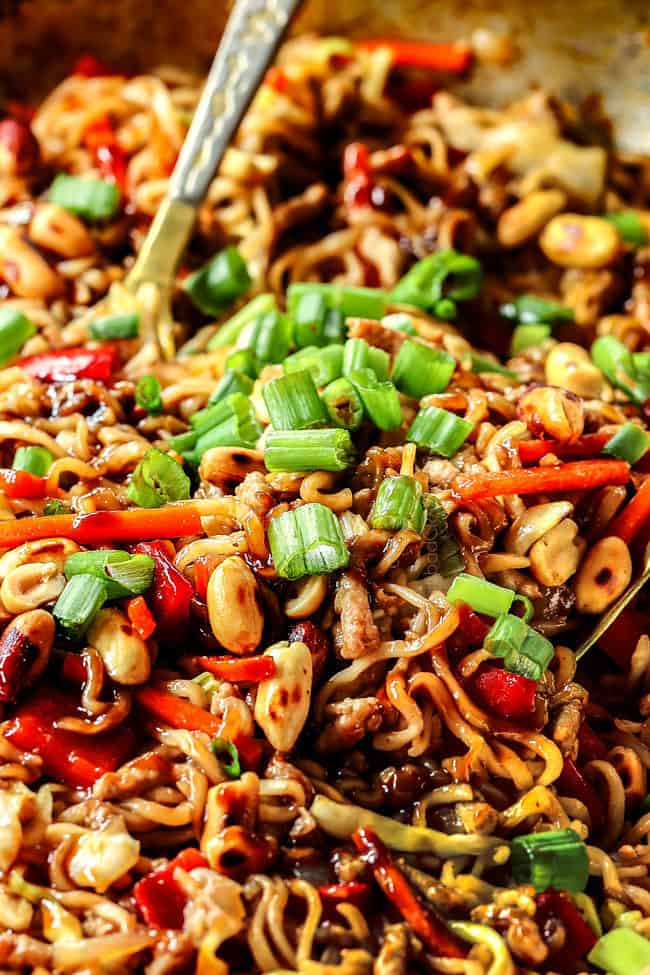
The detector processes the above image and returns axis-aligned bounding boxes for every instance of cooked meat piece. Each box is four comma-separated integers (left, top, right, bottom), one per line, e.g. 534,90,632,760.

335,570,381,659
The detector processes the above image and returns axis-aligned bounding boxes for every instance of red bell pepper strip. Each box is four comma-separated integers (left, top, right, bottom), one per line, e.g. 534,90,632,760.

265,66,289,93
134,848,207,929
357,39,472,73
453,460,630,501
518,433,610,466
5,687,135,789
134,686,262,769
19,346,118,383
557,757,605,831
194,654,276,684
73,54,118,78
0,469,49,499
596,607,648,668
0,504,204,549
469,665,537,722
318,882,372,921
60,651,87,685
83,118,128,191
343,142,373,209
609,477,650,544
352,828,467,958
449,603,490,654
535,890,597,969
133,541,193,644
126,596,157,641
578,723,609,762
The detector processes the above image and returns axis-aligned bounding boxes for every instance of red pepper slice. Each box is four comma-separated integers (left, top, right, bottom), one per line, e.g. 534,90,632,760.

126,596,157,641
73,54,118,78
134,848,207,929
453,460,630,501
469,664,537,722
318,881,372,920
357,39,472,73
134,541,193,645
19,346,118,383
536,890,597,969
343,142,373,209
518,433,610,466
578,722,609,762
596,606,648,669
0,469,49,499
352,828,467,959
195,655,276,684
83,118,128,192
557,757,605,831
60,651,87,685
265,66,289,93
448,603,490,654
5,687,135,789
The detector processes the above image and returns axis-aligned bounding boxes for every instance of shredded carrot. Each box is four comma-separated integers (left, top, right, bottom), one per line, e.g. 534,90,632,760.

608,476,650,544
518,433,610,466
194,655,276,683
357,39,472,73
453,460,630,501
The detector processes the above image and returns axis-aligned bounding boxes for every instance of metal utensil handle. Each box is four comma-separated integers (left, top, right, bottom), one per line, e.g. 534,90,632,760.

169,0,301,206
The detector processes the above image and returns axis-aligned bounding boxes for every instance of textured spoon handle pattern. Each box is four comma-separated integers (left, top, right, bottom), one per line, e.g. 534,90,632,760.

169,0,301,206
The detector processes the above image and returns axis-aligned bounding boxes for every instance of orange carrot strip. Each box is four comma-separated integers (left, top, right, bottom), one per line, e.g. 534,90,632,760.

357,39,472,72
608,476,650,544
518,433,610,466
454,460,630,501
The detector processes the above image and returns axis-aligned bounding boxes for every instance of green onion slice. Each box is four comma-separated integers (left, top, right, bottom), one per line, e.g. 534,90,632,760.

237,309,292,365
588,928,650,975
207,369,254,406
65,549,155,600
591,335,650,405
135,375,163,414
184,246,251,316
370,475,425,533
407,406,473,457
53,574,107,641
127,448,191,508
321,377,364,430
284,345,344,388
224,348,258,379
392,340,456,397
391,249,482,313
292,290,328,348
0,308,36,365
262,370,327,431
89,313,139,341
510,324,552,355
602,423,650,464
423,496,464,577
209,738,241,779
447,573,532,620
382,312,417,335
268,502,349,579
264,428,354,473
348,367,402,431
342,338,389,382
207,293,276,350
50,173,121,221
604,211,648,248
469,353,518,380
287,283,387,322
484,614,554,681
12,445,53,477
511,828,589,893
500,294,574,326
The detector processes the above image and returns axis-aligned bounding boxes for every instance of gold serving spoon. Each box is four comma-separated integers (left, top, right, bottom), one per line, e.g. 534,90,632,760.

81,0,302,361
575,541,650,660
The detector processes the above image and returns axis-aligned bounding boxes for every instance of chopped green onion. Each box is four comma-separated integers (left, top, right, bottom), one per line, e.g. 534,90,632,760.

370,475,425,533
135,375,163,414
500,294,574,326
174,393,261,460
589,929,650,975
193,670,221,694
470,353,518,380
224,348,258,379
423,496,464,577
183,246,251,316
510,324,552,354
188,391,248,432
484,614,554,681
263,370,327,431
287,283,387,321
49,173,120,221
323,308,345,343
264,428,354,473
0,307,36,365
207,369,254,405
12,445,53,477
591,335,650,405
207,293,276,350
44,499,69,516
511,828,589,893
292,290,328,347
321,377,364,430
127,448,191,508
602,423,650,464
343,338,389,382
89,313,139,341
268,502,349,579
65,549,155,600
604,211,648,248
391,249,482,313
447,573,532,620
349,368,402,430
236,309,292,365
209,738,241,778
382,312,417,336
407,406,473,457
284,345,344,388
53,574,107,641
433,297,457,320
392,340,456,397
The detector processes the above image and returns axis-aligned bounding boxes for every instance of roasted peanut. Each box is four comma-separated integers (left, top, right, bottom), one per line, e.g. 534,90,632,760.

0,119,40,177
29,203,95,258
1,561,65,614
207,556,263,655
518,385,584,443
87,607,151,685
67,828,140,893
528,519,585,586
574,536,632,614
0,609,55,702
0,226,63,300
0,537,80,580
544,342,608,398
504,501,574,556
254,640,312,752
497,189,567,248
539,214,621,269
